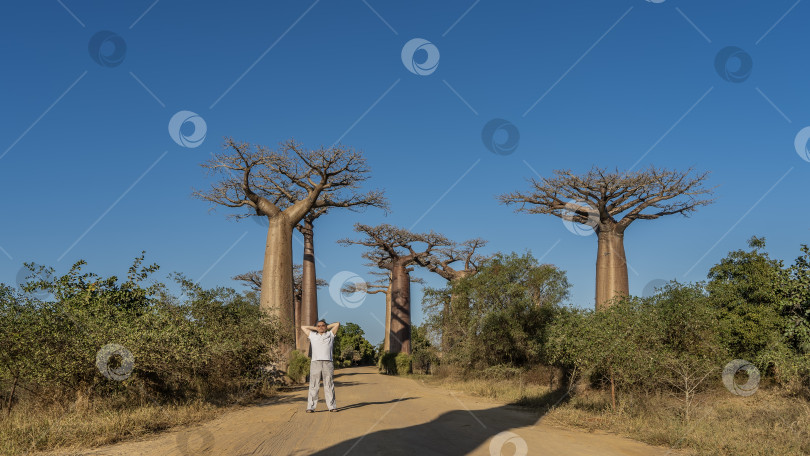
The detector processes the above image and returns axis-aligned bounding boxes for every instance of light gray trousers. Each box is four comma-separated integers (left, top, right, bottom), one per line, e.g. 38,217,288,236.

308,360,336,410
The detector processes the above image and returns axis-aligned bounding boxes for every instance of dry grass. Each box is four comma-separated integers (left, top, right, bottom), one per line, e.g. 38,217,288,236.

0,386,279,456
417,372,810,456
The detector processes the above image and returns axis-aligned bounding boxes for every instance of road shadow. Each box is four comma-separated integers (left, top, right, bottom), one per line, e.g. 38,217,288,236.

305,403,536,456
306,386,570,456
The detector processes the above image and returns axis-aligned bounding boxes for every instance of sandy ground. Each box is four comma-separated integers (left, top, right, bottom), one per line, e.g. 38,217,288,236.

47,366,680,456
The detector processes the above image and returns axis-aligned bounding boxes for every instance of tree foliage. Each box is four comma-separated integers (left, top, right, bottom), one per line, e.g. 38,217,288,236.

0,255,281,414
422,251,570,370
332,322,375,365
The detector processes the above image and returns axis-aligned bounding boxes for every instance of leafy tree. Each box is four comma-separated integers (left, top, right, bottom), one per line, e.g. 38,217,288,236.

332,322,375,365
706,236,785,362
547,282,725,413
779,244,810,353
410,325,438,374
423,251,570,370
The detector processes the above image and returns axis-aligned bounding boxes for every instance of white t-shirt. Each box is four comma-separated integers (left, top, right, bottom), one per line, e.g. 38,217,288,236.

309,330,335,361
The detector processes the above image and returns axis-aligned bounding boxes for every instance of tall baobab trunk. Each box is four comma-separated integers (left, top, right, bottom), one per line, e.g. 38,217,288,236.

298,219,318,351
389,261,411,354
294,293,302,350
384,279,392,351
595,226,629,310
261,215,296,355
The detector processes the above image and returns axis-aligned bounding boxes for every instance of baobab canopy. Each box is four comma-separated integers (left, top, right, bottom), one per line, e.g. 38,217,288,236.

499,166,714,309
194,138,387,361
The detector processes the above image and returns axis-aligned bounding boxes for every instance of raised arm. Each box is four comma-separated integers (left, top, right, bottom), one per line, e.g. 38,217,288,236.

328,322,340,335
300,325,317,334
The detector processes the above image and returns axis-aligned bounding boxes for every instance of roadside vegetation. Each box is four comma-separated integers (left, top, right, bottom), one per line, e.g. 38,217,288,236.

0,255,283,455
403,238,810,455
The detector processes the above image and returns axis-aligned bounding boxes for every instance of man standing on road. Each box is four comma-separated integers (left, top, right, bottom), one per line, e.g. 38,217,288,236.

300,319,340,413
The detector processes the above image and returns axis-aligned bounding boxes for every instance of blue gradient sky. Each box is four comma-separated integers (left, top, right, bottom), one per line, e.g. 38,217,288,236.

1,1,808,345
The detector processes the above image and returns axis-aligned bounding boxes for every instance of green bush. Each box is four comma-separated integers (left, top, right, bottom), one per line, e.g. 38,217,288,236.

287,350,310,383
480,364,523,380
377,351,397,374
333,322,375,365
0,255,282,414
395,353,412,375
422,251,570,371
412,348,438,374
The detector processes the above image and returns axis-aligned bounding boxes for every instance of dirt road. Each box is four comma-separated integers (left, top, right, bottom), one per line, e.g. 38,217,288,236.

60,366,676,456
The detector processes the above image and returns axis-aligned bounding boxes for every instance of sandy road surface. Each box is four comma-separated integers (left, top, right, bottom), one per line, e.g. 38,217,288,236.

51,366,678,456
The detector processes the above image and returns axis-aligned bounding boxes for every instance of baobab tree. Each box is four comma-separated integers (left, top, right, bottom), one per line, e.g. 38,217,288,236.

417,238,488,282
195,138,382,353
499,166,714,309
297,200,387,353
339,224,451,354
416,238,488,351
234,267,326,351
344,271,423,351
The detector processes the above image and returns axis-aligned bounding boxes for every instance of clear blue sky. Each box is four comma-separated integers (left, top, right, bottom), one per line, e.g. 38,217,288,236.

1,1,808,345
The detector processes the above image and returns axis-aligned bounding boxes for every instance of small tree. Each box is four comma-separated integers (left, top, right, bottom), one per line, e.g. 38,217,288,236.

423,251,570,369
499,166,714,309
707,236,784,362
417,238,488,351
